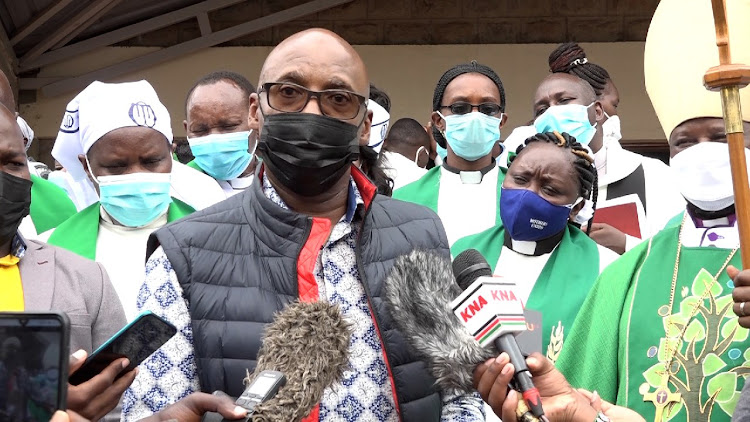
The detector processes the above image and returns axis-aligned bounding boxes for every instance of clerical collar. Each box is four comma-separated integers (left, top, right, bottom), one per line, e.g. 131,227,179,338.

503,229,564,256
442,160,497,184
687,202,736,228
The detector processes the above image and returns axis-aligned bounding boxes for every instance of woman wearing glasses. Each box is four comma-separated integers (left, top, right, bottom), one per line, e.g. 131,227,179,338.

393,61,508,245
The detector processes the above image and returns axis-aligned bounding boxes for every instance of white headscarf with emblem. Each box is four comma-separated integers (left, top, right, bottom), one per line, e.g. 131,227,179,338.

367,100,390,153
51,80,172,203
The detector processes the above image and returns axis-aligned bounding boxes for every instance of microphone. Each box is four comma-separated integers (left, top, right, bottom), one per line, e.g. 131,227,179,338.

452,249,544,420
383,249,495,393
203,301,352,422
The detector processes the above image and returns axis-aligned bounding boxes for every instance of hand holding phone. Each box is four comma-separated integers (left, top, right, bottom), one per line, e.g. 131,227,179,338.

66,349,136,421
68,311,177,386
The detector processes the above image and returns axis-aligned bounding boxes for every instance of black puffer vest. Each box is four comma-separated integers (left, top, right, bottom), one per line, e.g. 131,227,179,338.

147,168,451,421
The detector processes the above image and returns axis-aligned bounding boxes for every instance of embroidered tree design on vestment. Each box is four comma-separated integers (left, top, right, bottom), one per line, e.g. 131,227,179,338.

642,269,750,421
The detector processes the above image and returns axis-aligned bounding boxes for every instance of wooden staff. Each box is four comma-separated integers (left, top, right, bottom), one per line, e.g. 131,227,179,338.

704,0,750,267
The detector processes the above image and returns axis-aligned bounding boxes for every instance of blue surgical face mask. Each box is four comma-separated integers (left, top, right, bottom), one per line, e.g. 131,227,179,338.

87,162,172,227
500,187,577,241
534,103,597,145
439,111,502,161
435,143,448,166
188,130,254,180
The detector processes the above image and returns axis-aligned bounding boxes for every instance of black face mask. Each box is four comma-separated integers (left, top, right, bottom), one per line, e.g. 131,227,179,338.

258,113,362,197
0,171,32,247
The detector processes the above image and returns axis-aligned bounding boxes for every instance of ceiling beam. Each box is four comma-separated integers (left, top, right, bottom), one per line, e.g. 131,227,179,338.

20,0,121,63
10,0,75,46
20,0,246,72
37,0,354,97
196,12,212,36
51,0,124,50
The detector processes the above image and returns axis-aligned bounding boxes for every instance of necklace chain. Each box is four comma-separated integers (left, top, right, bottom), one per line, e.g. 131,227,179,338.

662,214,738,370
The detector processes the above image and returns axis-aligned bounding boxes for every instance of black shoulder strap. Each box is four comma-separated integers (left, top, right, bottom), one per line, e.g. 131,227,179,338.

606,163,647,213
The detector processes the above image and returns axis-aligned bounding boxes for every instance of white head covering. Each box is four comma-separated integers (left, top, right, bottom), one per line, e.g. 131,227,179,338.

52,80,172,184
367,100,390,153
17,116,34,150
645,0,750,139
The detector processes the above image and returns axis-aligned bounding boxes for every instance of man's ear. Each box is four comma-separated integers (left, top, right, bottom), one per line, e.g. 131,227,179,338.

182,119,188,133
359,109,373,146
431,111,445,132
249,93,261,131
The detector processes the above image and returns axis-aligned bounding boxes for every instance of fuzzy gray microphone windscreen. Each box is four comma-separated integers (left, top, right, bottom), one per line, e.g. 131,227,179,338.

383,249,494,394
249,301,352,422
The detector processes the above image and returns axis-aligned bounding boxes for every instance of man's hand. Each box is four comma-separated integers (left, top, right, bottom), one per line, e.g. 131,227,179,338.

66,350,137,421
583,223,626,255
473,352,597,422
729,265,750,328
138,392,247,422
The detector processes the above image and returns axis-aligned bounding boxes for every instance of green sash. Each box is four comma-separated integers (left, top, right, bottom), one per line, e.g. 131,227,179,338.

393,165,507,225
47,199,194,260
29,174,77,234
452,224,601,362
557,224,749,422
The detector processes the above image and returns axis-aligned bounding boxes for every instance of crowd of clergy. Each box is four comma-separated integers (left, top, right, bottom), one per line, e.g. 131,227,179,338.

4,0,750,421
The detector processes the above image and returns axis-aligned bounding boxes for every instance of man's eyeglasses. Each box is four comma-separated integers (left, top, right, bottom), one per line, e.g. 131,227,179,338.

439,102,503,116
260,82,367,120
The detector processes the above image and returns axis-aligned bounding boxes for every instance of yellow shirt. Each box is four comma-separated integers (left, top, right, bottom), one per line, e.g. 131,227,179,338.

0,254,24,311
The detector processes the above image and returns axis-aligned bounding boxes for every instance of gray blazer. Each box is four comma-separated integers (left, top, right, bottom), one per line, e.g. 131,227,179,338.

19,239,126,353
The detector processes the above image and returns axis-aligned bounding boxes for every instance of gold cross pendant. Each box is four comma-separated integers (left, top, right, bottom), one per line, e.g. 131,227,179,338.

643,376,682,422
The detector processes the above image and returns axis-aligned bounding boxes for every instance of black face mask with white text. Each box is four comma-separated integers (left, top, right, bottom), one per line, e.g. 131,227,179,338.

258,113,361,197
0,171,31,247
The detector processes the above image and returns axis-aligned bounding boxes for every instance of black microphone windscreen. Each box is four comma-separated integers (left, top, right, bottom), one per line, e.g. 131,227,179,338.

384,249,494,393
249,301,352,422
452,249,493,291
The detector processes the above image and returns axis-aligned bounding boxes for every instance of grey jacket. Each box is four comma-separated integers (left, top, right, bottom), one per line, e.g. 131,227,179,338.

19,238,126,353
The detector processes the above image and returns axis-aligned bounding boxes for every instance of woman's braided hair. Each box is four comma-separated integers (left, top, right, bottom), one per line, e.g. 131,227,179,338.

511,131,598,234
548,42,610,97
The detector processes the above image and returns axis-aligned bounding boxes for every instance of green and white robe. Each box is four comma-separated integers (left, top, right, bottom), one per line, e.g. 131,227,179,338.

557,217,749,422
452,224,618,362
19,174,77,236
46,199,194,320
393,164,506,245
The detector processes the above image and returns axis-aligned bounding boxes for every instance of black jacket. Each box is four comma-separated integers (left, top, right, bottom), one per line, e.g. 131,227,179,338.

147,167,450,421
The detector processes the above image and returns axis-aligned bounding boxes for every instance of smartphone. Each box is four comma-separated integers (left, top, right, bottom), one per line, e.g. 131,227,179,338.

68,311,177,386
0,312,70,421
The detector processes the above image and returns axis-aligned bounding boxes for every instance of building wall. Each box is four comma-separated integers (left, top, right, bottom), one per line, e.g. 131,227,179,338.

22,41,666,163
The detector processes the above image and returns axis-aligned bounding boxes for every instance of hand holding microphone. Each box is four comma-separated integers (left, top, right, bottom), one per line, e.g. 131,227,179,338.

451,249,544,420
473,352,644,422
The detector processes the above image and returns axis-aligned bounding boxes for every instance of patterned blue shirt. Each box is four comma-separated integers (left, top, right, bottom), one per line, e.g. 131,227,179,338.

122,176,484,421
10,232,26,259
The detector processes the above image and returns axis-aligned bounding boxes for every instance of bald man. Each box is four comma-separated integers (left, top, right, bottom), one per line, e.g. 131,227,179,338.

124,29,483,421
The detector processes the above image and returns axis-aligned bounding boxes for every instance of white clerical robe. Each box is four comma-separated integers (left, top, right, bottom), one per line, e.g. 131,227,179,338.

382,150,428,191
212,174,254,198
437,165,501,245
596,139,684,250
96,209,168,321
